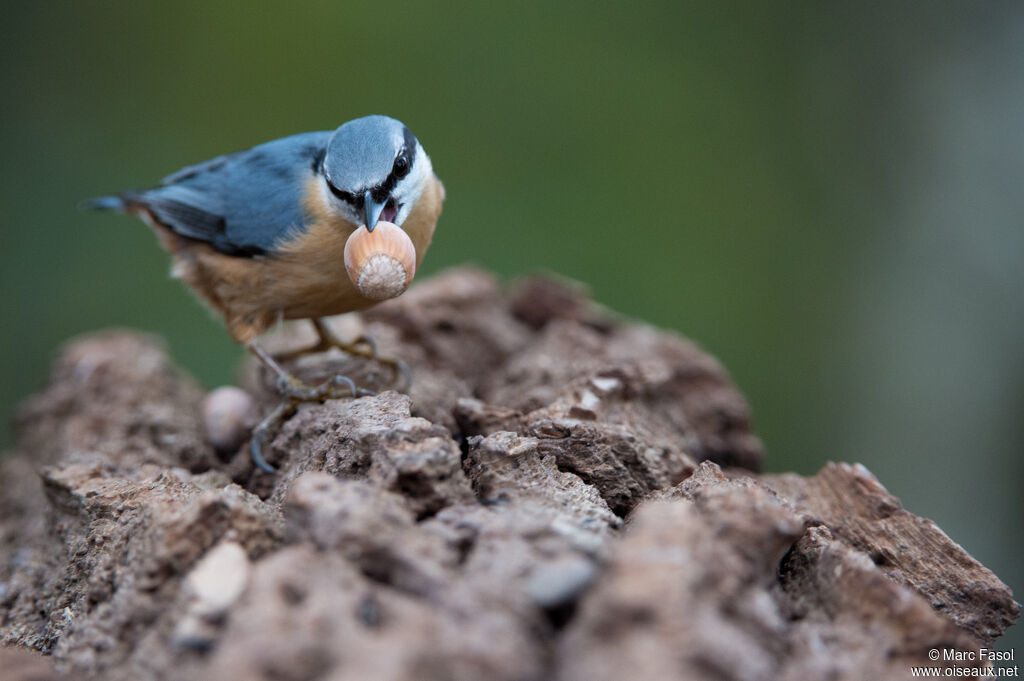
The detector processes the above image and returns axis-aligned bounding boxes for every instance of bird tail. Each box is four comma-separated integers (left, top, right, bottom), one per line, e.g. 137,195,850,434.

78,195,126,212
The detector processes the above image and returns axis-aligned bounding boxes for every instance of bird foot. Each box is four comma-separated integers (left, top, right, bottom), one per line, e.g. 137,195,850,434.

274,320,410,392
273,372,374,401
247,334,387,474
246,318,414,474
249,372,376,474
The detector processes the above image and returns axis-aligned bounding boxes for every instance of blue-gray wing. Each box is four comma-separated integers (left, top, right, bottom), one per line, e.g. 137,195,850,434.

126,131,330,256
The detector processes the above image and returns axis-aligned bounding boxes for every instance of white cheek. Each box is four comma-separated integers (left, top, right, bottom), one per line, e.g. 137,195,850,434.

396,203,415,225
342,204,362,225
395,151,433,225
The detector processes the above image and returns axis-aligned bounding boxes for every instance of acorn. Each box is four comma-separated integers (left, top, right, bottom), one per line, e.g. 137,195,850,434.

343,221,417,300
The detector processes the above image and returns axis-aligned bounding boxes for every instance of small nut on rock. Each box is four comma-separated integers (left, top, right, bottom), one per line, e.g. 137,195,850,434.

202,386,256,453
344,221,417,300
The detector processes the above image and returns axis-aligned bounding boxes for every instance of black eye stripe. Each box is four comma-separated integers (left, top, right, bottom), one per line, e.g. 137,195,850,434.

326,181,358,204
370,147,411,200
402,126,417,167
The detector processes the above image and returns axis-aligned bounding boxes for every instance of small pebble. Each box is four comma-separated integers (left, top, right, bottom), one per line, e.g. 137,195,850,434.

578,390,600,410
590,376,621,393
526,556,599,609
202,386,256,453
184,540,251,619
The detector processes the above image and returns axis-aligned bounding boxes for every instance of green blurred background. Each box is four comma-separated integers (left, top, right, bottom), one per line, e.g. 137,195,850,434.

2,1,1020,648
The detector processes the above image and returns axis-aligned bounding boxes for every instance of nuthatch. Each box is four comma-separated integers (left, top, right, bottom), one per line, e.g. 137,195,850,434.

85,115,444,472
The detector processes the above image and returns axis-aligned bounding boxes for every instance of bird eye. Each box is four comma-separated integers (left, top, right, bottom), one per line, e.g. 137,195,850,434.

394,152,410,178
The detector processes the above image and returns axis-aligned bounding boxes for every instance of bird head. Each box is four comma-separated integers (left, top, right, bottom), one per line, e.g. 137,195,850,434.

320,115,431,232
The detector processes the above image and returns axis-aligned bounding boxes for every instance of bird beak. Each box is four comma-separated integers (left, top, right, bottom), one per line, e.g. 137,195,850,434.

364,190,386,232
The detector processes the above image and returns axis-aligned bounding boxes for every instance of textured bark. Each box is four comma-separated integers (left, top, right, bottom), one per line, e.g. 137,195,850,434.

0,267,1017,681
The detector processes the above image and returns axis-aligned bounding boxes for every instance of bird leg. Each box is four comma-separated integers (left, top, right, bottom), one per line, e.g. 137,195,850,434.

273,318,411,391
246,340,374,474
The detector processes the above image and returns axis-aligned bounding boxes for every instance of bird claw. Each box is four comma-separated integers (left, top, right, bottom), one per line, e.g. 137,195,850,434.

247,319,411,475
341,334,410,390
249,401,295,474
273,320,411,393
274,373,359,401
251,373,373,473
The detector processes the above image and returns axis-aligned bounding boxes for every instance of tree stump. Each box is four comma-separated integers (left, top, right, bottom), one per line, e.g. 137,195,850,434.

0,267,1017,681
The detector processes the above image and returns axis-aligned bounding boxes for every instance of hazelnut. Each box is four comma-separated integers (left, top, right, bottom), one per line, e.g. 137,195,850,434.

343,222,416,300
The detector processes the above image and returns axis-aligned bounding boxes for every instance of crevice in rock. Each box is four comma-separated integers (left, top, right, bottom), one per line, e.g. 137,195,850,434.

537,587,587,633
450,529,477,568
451,430,470,463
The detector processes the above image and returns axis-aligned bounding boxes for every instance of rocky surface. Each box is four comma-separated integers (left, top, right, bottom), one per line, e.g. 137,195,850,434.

0,267,1018,681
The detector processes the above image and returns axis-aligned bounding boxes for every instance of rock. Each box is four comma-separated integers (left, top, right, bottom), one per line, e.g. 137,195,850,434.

557,463,1006,681
0,646,57,681
13,332,217,473
0,267,1016,681
761,463,1019,643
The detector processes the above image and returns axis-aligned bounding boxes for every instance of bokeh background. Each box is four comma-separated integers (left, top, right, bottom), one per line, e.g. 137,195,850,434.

2,1,1021,650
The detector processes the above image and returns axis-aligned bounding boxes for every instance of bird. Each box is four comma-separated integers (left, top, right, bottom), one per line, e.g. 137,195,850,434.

85,115,445,472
